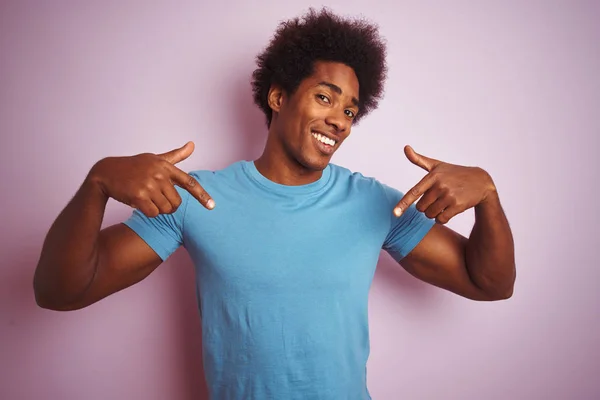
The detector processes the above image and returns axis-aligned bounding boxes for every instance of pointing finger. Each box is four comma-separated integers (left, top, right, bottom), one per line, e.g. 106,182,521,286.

393,173,436,217
168,164,215,210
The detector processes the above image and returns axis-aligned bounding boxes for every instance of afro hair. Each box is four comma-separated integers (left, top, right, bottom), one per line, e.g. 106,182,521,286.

251,8,387,127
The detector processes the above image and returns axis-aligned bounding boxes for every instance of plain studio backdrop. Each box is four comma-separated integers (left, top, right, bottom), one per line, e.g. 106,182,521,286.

1,1,598,399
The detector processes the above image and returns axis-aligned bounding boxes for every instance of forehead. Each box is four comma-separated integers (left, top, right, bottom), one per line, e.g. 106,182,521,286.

302,61,359,99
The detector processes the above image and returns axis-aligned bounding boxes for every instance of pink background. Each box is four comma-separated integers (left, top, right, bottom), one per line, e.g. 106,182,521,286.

1,1,599,399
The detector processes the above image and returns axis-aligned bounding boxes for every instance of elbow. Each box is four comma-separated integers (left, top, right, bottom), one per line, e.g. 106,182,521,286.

482,268,516,301
34,291,59,311
469,286,513,302
500,263,517,300
33,283,65,311
34,291,83,311
489,285,514,301
33,269,82,312
33,270,53,309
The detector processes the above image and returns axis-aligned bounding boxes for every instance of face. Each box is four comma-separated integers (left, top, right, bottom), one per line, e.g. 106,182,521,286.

268,61,360,172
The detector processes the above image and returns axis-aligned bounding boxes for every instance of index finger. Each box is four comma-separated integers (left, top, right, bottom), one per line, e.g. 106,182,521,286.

393,173,435,217
168,164,215,210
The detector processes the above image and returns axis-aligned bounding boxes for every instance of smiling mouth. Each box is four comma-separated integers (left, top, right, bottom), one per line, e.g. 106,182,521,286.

311,131,337,155
311,131,337,146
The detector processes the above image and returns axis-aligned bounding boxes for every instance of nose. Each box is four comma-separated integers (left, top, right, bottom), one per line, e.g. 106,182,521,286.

324,110,350,134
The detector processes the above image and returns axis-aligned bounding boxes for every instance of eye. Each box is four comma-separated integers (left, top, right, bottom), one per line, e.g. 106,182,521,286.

316,94,331,104
345,110,356,119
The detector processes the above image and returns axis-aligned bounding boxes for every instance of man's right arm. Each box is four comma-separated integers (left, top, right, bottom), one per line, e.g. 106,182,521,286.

33,142,214,311
33,177,163,311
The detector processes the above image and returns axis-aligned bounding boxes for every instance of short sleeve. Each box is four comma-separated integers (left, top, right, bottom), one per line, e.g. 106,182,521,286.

380,183,435,262
123,186,190,261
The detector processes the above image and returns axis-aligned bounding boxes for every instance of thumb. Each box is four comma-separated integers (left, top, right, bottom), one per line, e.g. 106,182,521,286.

404,145,439,172
158,141,195,164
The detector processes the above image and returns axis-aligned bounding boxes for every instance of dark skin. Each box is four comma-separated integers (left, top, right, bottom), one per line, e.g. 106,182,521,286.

396,147,515,300
254,61,359,183
256,60,515,301
33,144,214,310
33,60,514,311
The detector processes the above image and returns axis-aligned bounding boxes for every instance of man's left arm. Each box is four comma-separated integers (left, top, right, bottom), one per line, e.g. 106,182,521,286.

393,146,516,301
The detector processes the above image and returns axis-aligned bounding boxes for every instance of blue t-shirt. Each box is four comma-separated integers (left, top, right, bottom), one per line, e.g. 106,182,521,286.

124,160,434,399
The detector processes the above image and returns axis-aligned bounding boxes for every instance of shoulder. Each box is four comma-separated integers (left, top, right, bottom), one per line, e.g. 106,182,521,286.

329,163,389,199
188,161,246,183
329,163,375,184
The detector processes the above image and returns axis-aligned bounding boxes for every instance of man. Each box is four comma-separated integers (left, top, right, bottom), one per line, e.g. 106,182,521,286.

34,8,515,400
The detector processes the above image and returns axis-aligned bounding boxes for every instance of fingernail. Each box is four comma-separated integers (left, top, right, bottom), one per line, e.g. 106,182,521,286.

393,208,403,217
207,199,215,209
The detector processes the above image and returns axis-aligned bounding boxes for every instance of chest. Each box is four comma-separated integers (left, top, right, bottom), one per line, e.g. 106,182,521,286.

182,194,388,295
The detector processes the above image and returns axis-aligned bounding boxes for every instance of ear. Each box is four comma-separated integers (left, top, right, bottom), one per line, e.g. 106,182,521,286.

267,84,284,113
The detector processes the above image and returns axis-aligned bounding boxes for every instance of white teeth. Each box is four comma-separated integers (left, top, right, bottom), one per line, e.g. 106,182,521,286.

312,132,336,146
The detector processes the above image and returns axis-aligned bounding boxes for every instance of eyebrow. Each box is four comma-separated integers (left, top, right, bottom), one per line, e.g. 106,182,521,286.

317,81,359,107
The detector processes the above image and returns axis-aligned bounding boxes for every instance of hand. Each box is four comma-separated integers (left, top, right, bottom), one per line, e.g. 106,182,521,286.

393,145,496,224
88,142,214,217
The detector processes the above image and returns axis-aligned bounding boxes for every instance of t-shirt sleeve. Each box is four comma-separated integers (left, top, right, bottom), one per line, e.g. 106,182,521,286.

380,182,435,262
122,186,190,261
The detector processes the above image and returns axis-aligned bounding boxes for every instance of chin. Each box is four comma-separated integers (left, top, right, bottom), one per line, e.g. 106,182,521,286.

297,153,331,171
287,136,335,171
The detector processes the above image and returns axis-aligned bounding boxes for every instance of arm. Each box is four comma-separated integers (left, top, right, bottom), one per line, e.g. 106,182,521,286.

33,177,163,311
392,145,516,301
34,142,213,311
400,190,515,301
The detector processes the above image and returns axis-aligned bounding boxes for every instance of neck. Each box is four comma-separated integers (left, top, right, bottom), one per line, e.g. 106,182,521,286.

254,129,322,186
